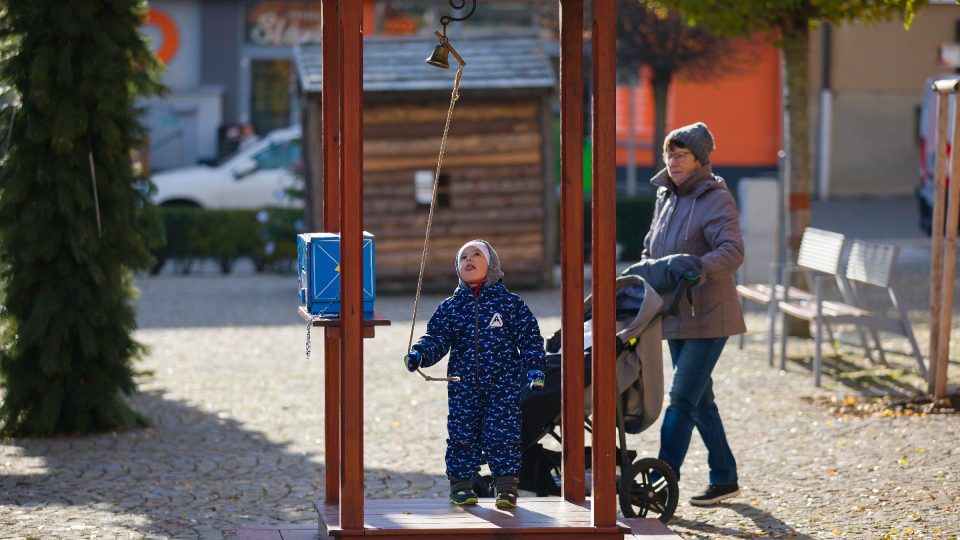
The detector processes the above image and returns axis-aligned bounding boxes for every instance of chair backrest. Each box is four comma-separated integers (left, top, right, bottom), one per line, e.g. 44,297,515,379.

797,228,846,274
845,240,899,288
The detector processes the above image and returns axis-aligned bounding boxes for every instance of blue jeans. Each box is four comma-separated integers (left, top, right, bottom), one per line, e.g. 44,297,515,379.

658,337,738,484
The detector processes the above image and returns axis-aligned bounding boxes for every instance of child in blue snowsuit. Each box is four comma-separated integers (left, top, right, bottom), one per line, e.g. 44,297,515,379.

404,239,546,509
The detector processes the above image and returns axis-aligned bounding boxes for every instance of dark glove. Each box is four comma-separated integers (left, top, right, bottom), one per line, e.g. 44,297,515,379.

527,369,545,391
404,349,421,373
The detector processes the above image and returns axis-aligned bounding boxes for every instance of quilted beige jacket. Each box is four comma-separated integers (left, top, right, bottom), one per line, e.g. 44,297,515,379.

641,165,746,339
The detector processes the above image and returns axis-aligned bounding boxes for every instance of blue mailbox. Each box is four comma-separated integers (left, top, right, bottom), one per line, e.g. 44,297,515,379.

297,231,376,318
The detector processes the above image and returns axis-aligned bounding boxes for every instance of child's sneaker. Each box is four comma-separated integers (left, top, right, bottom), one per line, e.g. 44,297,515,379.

494,476,519,509
495,487,518,509
449,479,478,506
450,488,479,506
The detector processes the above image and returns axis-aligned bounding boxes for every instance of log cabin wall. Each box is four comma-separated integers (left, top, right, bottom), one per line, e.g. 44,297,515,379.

296,36,557,291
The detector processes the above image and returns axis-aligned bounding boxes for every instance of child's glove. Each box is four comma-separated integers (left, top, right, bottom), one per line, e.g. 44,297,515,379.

404,349,422,373
526,369,546,391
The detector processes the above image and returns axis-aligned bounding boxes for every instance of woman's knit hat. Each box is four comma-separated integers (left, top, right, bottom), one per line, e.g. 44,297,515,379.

663,122,715,165
455,239,504,288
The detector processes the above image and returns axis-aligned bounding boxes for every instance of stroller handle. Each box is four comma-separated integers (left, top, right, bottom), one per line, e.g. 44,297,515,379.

660,274,699,317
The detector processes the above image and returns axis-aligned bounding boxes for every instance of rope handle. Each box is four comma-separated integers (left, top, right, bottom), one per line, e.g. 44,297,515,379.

407,67,464,384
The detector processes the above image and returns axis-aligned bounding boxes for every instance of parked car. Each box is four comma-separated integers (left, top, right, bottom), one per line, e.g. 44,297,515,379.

917,75,957,235
152,125,302,209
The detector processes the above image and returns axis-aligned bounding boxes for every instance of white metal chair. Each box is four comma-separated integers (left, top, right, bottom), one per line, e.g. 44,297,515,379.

777,240,927,386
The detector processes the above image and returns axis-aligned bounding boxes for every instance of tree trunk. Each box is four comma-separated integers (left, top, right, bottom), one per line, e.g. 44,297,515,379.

781,20,813,338
651,68,671,171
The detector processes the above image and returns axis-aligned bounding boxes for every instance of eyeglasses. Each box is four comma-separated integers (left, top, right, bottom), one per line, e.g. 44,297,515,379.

663,151,693,163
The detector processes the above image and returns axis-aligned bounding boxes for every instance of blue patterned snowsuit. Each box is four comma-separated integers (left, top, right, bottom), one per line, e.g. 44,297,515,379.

413,281,545,480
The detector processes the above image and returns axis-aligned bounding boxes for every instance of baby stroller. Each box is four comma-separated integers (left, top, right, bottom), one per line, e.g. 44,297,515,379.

519,261,700,523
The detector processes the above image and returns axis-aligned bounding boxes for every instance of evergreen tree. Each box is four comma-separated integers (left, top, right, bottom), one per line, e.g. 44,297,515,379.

0,0,163,435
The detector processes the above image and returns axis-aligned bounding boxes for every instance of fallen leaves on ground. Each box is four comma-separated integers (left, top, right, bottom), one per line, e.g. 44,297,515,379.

800,393,960,417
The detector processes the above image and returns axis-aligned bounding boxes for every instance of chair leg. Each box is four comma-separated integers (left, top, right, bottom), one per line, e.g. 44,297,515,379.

814,316,823,387
814,278,824,387
867,327,888,366
823,321,841,356
889,287,926,377
779,311,788,371
767,301,777,367
851,324,880,365
904,323,928,378
737,298,746,350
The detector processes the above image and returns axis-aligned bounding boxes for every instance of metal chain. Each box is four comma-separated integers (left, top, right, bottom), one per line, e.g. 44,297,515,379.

407,67,463,383
306,318,312,361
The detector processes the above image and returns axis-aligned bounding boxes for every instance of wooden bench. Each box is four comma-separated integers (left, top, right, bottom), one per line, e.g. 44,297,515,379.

737,227,855,367
777,240,927,386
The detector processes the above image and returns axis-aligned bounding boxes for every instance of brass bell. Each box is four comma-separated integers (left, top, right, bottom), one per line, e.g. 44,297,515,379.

425,44,450,69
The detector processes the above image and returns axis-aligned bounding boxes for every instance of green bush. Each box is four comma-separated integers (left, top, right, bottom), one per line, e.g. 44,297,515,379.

152,207,305,274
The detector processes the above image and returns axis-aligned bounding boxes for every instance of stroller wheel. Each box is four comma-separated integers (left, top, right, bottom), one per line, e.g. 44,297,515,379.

619,458,678,523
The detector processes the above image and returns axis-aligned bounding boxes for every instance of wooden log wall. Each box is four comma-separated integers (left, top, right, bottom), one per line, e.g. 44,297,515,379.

359,98,547,289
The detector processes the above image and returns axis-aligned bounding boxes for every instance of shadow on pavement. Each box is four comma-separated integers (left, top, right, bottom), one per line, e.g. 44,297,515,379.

784,353,927,396
1,390,446,537
671,502,814,539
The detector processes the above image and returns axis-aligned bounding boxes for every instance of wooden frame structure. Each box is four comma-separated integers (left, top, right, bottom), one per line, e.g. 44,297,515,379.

928,78,960,400
315,1,625,537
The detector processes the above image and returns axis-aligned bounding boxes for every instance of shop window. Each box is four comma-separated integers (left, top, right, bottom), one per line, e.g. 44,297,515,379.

251,59,294,134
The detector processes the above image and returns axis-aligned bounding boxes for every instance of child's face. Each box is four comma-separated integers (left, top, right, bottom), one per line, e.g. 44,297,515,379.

458,246,489,285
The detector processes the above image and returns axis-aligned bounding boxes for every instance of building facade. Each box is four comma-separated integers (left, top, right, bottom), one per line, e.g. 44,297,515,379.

809,1,960,198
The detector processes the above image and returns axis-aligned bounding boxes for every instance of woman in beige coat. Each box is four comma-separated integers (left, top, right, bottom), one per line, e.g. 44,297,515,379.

642,122,746,506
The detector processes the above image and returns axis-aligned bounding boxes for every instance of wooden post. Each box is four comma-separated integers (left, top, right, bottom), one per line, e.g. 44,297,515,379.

320,0,342,505
559,0,586,505
929,92,948,396
937,91,960,399
590,0,617,528
338,0,364,531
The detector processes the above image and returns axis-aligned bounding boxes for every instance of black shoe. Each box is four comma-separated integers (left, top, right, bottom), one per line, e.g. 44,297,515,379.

495,487,518,509
450,487,479,506
689,483,740,506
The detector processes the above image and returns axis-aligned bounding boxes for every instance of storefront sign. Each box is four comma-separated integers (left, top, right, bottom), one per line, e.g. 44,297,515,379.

246,1,322,47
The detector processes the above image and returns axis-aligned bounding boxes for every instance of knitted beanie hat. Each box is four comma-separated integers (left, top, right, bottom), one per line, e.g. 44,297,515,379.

663,122,715,165
455,239,504,288
456,240,489,265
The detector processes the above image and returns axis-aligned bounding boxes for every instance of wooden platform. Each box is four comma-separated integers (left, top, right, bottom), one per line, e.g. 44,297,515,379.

237,510,681,540
305,497,679,539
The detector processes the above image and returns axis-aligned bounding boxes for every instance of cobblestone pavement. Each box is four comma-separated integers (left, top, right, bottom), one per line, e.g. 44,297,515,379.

2,240,960,539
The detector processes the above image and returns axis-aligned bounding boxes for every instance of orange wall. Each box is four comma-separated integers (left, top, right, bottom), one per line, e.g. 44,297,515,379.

617,38,782,168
